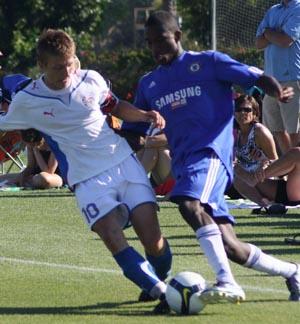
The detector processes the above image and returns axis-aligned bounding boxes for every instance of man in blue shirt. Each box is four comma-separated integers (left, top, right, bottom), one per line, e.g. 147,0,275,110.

138,10,300,310
256,0,300,153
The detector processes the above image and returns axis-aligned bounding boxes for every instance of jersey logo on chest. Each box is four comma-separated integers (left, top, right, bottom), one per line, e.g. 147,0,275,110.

43,108,55,117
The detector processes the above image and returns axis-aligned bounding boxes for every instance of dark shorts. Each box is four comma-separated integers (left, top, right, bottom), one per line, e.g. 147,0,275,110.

275,179,300,206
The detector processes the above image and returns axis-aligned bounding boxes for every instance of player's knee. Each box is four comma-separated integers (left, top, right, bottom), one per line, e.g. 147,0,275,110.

178,200,202,215
32,173,49,189
178,200,208,229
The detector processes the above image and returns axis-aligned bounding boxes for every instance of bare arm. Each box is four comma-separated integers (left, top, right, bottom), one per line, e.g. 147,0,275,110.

112,100,165,129
255,35,270,50
33,149,58,174
264,28,294,48
255,124,278,160
255,75,294,102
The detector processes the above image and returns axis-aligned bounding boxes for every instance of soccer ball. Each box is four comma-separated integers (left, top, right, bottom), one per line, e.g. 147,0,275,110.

166,271,207,315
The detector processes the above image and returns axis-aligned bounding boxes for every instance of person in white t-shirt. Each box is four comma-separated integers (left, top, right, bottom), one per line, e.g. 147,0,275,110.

0,29,172,314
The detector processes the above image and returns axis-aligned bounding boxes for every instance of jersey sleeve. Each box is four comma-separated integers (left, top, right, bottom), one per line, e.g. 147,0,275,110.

214,51,263,90
87,70,119,114
121,77,151,135
256,8,271,37
100,91,119,115
0,92,32,131
282,8,300,41
133,77,151,110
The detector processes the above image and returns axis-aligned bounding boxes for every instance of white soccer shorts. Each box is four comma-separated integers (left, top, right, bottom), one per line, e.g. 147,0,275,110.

75,154,157,229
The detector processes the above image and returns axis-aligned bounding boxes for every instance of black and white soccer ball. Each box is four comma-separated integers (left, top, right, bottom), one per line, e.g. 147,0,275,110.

166,271,207,315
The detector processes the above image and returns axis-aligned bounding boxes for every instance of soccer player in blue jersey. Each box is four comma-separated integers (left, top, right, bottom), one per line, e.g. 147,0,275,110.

0,29,172,314
137,10,300,308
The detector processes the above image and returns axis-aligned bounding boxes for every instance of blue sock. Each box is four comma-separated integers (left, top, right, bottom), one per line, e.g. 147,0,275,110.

146,239,172,281
114,246,161,294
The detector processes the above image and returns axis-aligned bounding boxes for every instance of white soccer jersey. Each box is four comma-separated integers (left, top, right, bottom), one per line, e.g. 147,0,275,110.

0,70,132,186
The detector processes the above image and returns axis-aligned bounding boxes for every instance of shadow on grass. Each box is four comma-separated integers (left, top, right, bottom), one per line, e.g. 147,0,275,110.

0,300,171,316
0,193,73,198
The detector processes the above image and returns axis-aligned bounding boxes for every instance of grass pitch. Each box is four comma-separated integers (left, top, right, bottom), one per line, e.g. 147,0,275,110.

0,189,300,323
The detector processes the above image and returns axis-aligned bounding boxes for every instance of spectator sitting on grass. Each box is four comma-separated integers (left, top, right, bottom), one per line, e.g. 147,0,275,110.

0,129,64,189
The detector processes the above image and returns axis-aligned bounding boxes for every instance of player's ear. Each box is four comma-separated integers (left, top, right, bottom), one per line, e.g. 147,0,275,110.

174,30,182,42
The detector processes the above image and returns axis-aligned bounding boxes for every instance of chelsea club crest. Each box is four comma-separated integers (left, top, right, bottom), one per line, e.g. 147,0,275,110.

190,62,201,73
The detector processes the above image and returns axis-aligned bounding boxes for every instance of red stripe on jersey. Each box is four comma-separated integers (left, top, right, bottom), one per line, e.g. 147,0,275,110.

101,91,119,114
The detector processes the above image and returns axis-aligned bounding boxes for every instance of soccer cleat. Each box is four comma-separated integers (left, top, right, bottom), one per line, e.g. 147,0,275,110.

152,299,171,315
200,282,246,304
286,264,300,301
138,290,156,302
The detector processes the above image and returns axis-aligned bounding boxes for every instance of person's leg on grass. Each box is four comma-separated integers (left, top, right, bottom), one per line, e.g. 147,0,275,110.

170,150,245,304
233,176,273,207
92,209,167,301
75,166,170,314
32,172,63,189
116,155,172,313
131,202,172,303
151,147,172,186
218,220,300,301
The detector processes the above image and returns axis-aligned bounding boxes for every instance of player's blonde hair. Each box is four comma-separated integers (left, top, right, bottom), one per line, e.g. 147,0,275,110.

37,29,76,64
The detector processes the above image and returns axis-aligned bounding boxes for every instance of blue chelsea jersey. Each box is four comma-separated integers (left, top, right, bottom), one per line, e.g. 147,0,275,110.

135,50,262,180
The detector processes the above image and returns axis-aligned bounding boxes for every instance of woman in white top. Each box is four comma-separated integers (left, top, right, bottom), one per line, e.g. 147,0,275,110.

233,94,279,208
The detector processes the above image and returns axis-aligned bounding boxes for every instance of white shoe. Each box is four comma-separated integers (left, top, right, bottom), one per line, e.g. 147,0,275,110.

200,282,246,304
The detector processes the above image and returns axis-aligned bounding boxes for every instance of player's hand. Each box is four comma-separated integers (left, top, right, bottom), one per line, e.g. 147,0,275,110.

144,110,165,129
279,86,294,103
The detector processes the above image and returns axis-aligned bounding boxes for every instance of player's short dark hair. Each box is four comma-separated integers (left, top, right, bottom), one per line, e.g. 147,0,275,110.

37,29,75,64
145,10,180,32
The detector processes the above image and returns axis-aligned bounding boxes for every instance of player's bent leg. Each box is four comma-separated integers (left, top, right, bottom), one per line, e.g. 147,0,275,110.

218,220,300,301
131,203,172,303
92,209,167,304
217,221,251,264
175,199,245,304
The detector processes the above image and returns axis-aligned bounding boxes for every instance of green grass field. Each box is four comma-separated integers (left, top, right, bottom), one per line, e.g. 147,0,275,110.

0,189,300,323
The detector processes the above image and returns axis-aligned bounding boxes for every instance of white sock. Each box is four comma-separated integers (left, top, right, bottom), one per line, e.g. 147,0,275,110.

244,244,297,278
196,223,237,285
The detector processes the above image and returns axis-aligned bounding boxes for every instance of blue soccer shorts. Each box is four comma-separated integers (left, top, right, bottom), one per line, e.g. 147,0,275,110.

170,149,235,224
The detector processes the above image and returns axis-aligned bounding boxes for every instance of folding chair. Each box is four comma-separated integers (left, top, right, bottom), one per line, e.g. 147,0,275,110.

0,131,26,174
0,74,32,174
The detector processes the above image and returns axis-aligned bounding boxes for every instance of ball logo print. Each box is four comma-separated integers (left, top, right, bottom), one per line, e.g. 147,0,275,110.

166,271,207,315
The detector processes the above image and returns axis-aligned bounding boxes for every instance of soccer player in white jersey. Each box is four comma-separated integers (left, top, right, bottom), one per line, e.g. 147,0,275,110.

0,29,172,314
134,10,300,308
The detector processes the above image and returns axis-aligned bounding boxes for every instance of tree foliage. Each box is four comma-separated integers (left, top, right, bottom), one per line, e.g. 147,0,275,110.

0,0,109,73
177,0,211,49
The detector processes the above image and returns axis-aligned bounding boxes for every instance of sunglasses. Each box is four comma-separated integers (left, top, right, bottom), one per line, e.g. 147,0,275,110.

235,106,253,113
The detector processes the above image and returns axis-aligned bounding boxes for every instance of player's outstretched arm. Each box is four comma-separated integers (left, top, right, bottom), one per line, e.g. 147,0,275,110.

112,100,165,130
255,75,294,103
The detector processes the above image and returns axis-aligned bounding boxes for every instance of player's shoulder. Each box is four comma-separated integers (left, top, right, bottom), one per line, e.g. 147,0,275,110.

79,69,102,81
137,69,156,89
79,69,108,88
254,122,272,136
185,49,229,61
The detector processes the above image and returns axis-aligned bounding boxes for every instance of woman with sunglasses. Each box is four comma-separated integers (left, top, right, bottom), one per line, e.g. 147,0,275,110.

233,94,280,209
